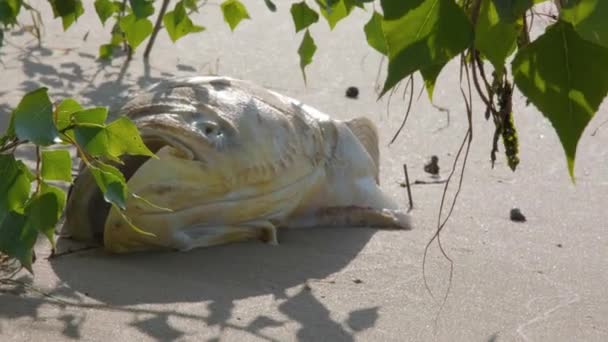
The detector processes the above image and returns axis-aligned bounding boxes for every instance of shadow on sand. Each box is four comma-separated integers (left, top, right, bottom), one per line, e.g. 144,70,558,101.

46,228,377,341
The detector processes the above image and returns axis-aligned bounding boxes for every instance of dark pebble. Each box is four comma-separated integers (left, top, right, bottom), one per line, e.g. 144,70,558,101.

345,86,359,99
510,208,526,222
556,243,563,248
353,278,363,284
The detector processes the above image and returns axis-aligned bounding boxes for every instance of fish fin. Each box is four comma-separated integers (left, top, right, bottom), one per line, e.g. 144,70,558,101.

173,220,278,251
345,117,380,184
288,206,412,230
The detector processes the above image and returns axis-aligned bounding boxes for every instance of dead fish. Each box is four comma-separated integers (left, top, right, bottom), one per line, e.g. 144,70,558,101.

63,76,412,253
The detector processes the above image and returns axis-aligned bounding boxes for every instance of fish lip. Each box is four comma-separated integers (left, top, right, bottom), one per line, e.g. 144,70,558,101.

137,117,212,161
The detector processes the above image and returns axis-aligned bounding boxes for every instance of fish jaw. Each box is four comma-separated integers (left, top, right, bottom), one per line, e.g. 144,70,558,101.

103,146,323,253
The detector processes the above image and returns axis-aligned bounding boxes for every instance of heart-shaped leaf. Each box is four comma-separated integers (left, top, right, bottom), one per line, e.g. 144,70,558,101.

512,21,608,179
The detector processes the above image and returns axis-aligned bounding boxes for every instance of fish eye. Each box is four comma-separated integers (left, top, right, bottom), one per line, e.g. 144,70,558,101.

196,121,221,136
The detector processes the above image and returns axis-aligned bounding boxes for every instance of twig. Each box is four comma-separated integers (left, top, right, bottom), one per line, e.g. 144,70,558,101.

374,57,385,95
34,146,42,194
414,179,447,185
389,75,414,144
0,139,28,153
471,51,498,117
119,0,132,60
403,164,414,211
144,0,172,59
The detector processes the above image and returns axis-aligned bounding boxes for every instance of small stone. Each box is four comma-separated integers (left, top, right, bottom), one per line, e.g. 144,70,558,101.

424,155,440,176
345,86,359,99
353,278,363,284
510,208,526,222
556,243,563,248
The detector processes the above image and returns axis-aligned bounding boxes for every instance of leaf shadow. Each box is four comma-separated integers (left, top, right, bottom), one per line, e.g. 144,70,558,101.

20,228,378,341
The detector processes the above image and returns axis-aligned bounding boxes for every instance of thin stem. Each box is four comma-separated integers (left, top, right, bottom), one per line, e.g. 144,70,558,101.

144,0,172,59
0,139,28,153
403,164,414,211
389,75,414,144
119,0,132,60
35,146,41,194
471,51,498,117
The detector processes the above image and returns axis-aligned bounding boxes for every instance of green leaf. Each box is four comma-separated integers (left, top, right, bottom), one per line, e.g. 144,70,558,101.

73,107,108,125
379,0,473,96
420,62,445,101
94,0,119,25
364,11,387,55
476,0,522,69
263,0,277,12
41,149,72,182
0,30,4,49
561,0,608,49
24,192,60,249
316,0,353,29
183,0,199,12
119,14,153,50
13,87,60,146
40,182,66,216
105,116,155,158
129,0,154,19
0,0,21,26
74,116,154,158
0,154,35,272
99,43,115,59
54,98,83,131
512,21,608,179
163,2,205,42
0,154,33,223
4,106,16,142
491,0,533,22
48,0,78,16
221,0,250,31
0,211,35,272
110,21,124,45
73,126,107,156
298,29,317,83
37,182,66,246
290,2,319,33
90,163,127,209
48,0,84,30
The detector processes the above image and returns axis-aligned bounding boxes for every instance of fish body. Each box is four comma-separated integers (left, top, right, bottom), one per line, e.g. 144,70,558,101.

64,76,411,252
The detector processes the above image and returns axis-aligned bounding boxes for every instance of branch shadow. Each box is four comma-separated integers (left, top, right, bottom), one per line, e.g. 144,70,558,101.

5,43,172,115
45,228,377,341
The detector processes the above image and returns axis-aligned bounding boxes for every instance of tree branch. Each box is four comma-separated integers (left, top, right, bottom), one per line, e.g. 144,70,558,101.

144,0,172,59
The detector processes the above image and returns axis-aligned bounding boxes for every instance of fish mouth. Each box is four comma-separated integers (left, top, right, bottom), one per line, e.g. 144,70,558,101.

100,145,321,252
63,122,207,244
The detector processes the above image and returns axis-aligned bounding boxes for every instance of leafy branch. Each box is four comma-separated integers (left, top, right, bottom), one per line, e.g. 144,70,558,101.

0,88,156,272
